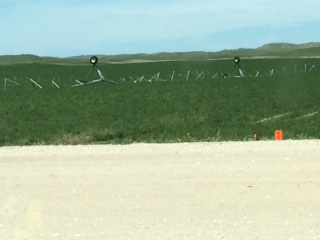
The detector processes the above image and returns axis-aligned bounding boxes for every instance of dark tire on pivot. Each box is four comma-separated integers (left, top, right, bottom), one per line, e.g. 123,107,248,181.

234,56,240,64
90,56,98,65
223,73,230,78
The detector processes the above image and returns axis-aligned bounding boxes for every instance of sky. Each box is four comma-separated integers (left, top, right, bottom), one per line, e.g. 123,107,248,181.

1,0,320,57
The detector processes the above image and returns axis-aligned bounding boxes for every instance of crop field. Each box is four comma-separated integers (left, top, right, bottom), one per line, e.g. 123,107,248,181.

1,58,320,146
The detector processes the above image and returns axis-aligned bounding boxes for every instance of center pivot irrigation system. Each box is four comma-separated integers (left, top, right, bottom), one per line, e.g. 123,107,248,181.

223,56,245,78
2,55,319,91
72,56,116,87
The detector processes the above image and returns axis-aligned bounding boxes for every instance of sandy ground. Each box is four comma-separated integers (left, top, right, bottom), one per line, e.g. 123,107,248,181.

1,140,320,240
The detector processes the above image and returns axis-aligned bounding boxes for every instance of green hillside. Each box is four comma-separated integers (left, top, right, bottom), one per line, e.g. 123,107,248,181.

1,42,320,65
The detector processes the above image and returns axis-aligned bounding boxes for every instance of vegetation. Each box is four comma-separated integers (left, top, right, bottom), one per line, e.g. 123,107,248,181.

1,48,320,145
1,42,320,65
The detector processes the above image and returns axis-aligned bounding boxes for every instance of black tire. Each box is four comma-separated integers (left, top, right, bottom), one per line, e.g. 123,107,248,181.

234,56,240,64
90,56,98,65
223,73,229,78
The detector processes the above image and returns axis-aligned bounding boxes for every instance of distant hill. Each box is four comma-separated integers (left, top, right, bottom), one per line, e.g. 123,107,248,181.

258,42,320,51
1,42,320,65
0,54,83,65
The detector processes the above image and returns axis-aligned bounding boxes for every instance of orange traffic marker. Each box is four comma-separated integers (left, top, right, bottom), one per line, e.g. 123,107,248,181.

253,132,258,141
274,130,283,140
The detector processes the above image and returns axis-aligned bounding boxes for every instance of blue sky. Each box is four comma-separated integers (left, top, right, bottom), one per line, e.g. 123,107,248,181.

1,0,320,57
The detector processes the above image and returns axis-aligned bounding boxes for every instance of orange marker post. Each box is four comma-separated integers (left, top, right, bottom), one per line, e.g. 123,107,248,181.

274,130,283,140
253,132,258,141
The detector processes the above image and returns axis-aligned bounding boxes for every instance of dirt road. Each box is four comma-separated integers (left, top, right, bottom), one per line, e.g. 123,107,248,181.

1,140,320,239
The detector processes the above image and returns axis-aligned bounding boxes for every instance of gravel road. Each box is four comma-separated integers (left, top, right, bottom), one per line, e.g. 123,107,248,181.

1,141,320,239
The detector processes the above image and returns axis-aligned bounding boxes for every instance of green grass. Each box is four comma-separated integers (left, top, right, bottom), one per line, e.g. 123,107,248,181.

1,58,320,146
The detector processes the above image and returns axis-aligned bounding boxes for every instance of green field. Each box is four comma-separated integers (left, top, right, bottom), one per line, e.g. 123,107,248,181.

1,58,320,146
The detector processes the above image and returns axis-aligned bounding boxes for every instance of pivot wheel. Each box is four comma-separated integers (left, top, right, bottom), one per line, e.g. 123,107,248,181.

90,56,98,65
233,56,240,64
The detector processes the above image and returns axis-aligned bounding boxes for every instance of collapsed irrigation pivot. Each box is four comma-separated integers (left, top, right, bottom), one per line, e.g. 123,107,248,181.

223,56,245,78
2,56,319,91
73,56,116,87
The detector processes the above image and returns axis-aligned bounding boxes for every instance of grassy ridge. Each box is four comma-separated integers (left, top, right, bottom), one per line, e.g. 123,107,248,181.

1,42,320,65
1,58,320,145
